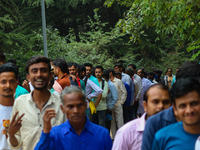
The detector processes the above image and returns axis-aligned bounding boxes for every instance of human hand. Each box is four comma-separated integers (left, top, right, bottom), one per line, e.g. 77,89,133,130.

8,112,25,136
70,75,77,81
43,108,56,133
87,97,91,102
22,80,30,92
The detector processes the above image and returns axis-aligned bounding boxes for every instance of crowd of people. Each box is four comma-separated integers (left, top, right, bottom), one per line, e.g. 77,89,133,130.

0,53,199,150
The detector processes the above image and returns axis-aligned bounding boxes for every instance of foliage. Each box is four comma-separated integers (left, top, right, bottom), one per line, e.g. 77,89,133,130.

2,0,193,83
105,0,200,60
0,0,27,53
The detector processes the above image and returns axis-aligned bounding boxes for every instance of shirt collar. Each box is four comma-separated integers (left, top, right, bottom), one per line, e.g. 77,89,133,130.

136,112,147,132
112,77,117,82
76,76,80,81
162,106,177,122
27,91,55,105
61,73,67,79
63,117,94,135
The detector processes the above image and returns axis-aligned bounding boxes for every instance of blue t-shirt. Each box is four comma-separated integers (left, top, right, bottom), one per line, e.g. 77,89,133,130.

15,85,29,99
153,121,200,150
142,106,177,150
123,82,131,106
35,117,112,150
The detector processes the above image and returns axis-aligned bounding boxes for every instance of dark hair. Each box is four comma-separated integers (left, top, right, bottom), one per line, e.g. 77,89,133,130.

68,62,78,68
84,63,93,68
166,68,172,72
0,63,18,79
176,61,200,81
128,64,136,69
125,67,134,77
154,69,163,75
7,59,17,65
143,84,169,102
102,69,109,80
95,65,104,72
25,56,51,74
114,63,122,68
170,78,200,105
78,65,86,73
147,72,155,77
115,71,122,77
107,69,115,76
52,58,69,74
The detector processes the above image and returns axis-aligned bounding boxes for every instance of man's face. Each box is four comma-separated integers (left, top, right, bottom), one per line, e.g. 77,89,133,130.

114,66,121,72
137,69,143,78
68,65,77,76
143,86,171,118
115,74,122,80
167,69,172,76
0,72,17,98
61,92,87,125
173,91,200,127
85,66,92,77
128,66,136,73
52,65,58,76
79,71,85,80
109,72,112,79
27,62,51,90
95,68,102,79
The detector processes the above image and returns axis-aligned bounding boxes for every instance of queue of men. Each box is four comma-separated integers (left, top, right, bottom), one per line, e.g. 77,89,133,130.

0,53,199,150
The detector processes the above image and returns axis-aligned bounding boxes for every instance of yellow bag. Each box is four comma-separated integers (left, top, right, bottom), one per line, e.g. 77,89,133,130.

89,101,96,114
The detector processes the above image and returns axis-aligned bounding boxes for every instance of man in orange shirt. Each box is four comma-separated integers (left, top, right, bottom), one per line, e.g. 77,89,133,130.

52,58,72,94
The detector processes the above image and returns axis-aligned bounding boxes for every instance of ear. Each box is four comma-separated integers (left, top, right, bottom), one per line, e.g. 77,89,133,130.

56,67,61,73
173,104,179,121
143,101,147,112
26,74,30,82
60,105,64,114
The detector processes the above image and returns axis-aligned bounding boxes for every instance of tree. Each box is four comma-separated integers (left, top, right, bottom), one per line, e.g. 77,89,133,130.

0,0,27,53
105,0,200,59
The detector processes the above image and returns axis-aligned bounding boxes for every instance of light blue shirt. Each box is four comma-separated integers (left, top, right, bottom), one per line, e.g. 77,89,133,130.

107,80,118,109
122,72,132,86
83,76,103,100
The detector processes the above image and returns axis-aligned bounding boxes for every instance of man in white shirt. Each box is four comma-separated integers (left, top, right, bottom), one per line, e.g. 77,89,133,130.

0,63,18,150
108,69,127,138
114,64,132,86
8,56,65,150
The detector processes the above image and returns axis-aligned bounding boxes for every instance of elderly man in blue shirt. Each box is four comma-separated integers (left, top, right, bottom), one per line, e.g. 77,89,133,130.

35,86,112,150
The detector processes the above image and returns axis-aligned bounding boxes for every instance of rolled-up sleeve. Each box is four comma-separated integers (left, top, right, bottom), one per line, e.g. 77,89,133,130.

87,80,103,100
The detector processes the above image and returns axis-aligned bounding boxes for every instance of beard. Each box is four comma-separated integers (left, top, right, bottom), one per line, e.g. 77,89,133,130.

33,84,48,90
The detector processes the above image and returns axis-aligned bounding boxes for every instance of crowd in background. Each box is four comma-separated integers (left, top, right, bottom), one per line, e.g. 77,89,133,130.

0,53,199,150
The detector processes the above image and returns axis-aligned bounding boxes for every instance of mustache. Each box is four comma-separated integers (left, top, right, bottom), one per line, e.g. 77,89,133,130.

4,89,13,92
